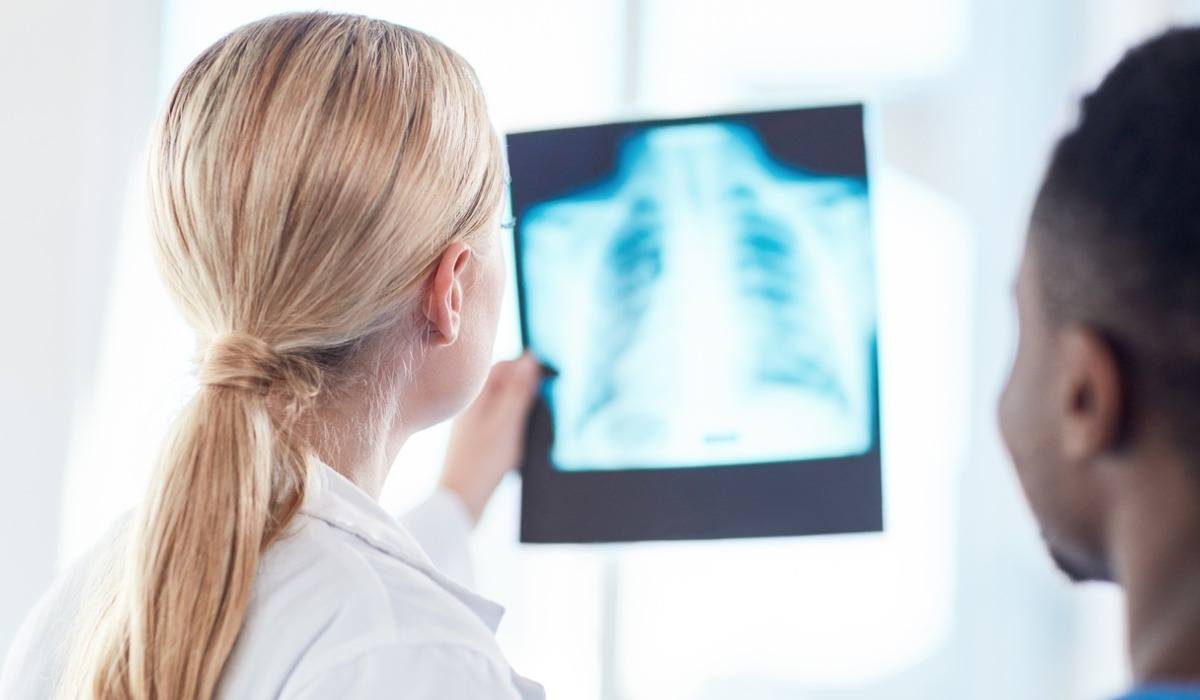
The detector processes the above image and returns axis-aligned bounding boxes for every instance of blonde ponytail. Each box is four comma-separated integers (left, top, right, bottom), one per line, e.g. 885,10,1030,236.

61,12,504,699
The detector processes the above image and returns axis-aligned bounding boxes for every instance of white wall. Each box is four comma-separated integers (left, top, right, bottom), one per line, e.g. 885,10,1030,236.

0,0,162,656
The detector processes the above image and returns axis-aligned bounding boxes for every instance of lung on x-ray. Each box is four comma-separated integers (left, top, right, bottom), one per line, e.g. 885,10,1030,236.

517,117,875,472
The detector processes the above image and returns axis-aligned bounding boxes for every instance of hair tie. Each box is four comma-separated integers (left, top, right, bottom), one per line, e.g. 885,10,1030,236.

198,332,283,394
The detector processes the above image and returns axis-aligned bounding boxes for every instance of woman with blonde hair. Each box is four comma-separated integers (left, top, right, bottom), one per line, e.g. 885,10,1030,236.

0,12,543,699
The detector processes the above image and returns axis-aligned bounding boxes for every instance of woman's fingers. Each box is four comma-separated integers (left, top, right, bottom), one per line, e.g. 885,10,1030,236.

438,353,544,525
479,352,540,408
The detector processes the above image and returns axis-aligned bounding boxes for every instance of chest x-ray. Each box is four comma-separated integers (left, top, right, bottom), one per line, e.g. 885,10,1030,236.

515,111,877,472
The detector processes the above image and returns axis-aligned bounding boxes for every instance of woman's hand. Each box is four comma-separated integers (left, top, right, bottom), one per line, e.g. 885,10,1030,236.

438,353,542,526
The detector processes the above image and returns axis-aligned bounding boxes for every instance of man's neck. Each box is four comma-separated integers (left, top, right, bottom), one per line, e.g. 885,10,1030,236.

1110,461,1200,684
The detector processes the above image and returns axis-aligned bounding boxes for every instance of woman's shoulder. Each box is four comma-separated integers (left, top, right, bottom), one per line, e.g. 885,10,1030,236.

0,514,131,699
276,639,535,699
0,565,82,698
254,511,497,642
217,512,521,697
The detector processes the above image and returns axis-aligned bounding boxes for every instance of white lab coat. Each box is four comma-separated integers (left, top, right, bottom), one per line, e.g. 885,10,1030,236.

0,461,543,699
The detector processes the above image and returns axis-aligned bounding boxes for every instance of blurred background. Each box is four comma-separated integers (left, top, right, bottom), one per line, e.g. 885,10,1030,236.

3,1,1198,698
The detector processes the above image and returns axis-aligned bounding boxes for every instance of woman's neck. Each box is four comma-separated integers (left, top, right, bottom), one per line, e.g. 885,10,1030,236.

318,437,400,499
303,390,410,501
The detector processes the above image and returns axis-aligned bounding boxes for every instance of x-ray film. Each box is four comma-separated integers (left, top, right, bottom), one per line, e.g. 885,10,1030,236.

510,105,883,543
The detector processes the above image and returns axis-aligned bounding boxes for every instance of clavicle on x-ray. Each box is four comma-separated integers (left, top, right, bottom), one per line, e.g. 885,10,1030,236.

520,121,877,471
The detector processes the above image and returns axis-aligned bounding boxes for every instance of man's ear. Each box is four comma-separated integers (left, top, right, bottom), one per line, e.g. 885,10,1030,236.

1058,325,1124,462
424,243,473,347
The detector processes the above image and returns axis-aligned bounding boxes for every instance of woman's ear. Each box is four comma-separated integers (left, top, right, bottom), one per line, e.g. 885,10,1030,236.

424,243,473,346
1057,324,1124,462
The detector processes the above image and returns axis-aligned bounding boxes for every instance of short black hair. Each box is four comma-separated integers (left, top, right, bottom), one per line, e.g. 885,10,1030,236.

1032,27,1200,449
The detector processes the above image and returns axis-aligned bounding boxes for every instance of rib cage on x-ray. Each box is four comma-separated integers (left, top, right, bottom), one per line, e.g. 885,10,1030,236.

521,122,875,471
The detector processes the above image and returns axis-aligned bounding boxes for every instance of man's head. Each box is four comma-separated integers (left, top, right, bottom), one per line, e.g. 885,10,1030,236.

999,28,1200,583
